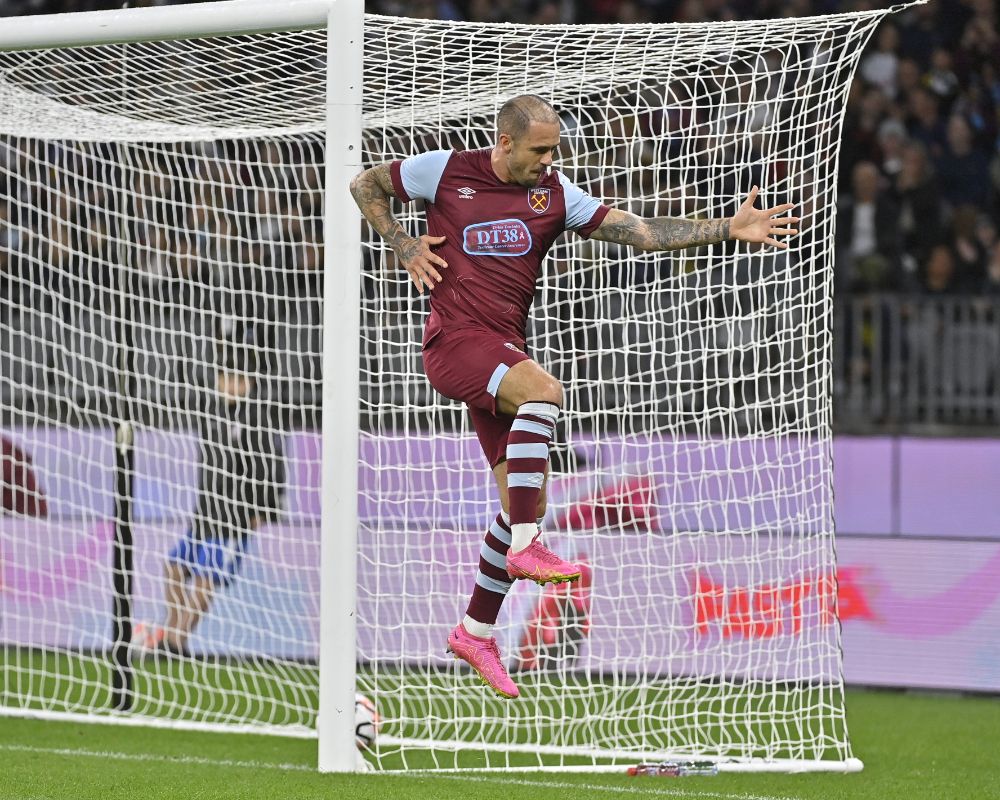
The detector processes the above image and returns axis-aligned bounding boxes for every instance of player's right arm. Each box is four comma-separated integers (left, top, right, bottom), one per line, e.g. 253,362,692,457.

349,163,448,294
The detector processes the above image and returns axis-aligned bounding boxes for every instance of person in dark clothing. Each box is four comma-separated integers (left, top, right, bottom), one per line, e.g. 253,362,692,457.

836,160,902,292
892,140,943,273
934,114,993,211
134,324,285,656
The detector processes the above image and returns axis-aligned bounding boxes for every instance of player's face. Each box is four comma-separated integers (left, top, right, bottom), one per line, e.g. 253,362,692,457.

503,121,561,187
217,371,252,403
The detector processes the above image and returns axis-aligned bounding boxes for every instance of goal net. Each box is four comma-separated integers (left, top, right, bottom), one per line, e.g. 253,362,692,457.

0,2,900,772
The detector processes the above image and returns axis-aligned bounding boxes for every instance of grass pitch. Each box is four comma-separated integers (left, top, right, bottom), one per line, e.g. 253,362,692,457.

2,688,998,800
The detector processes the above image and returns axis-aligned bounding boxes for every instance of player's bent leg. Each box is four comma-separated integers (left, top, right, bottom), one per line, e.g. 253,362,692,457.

181,575,216,645
493,359,562,417
493,459,550,523
495,359,563,552
163,574,214,655
433,349,571,695
140,531,198,657
462,511,514,637
163,531,246,654
447,622,519,699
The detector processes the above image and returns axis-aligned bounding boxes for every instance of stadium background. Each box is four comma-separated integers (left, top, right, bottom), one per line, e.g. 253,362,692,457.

1,0,998,746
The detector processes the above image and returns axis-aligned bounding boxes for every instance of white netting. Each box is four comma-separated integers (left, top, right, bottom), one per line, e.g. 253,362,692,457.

0,30,328,731
357,12,887,769
0,6,898,770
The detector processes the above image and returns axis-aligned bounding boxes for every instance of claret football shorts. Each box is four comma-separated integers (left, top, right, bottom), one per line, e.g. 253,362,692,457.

422,327,532,468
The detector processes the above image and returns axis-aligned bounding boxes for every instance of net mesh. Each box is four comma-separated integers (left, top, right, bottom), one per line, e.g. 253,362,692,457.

0,7,894,768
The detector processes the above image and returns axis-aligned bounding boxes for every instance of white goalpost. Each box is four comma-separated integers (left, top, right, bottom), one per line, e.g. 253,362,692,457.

0,0,913,775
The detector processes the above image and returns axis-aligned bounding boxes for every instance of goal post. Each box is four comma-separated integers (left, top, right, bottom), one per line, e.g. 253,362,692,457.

318,0,363,775
0,0,919,775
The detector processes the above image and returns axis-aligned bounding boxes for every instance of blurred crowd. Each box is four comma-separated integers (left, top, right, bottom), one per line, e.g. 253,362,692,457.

836,0,999,297
0,0,999,427
1,0,996,297
369,0,1000,296
367,0,999,299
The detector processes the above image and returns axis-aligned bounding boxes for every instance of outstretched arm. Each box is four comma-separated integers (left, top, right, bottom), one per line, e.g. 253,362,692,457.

590,186,798,252
349,164,447,294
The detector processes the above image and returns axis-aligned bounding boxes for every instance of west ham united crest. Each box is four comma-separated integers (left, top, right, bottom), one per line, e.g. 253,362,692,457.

528,187,550,214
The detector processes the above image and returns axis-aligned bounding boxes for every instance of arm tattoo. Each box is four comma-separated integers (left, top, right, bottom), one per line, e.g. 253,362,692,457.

591,209,730,251
349,163,420,260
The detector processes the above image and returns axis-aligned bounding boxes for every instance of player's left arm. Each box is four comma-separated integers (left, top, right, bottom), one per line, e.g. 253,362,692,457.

590,186,799,251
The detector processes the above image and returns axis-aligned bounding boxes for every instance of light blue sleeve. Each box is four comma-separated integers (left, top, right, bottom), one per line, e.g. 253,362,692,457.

399,149,452,203
557,171,604,230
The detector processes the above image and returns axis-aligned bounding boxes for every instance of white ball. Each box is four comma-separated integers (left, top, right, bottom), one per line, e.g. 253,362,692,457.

355,692,380,750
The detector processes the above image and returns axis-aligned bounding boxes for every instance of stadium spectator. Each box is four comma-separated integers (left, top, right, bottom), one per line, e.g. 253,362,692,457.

895,57,922,99
921,244,959,296
976,212,997,256
876,117,907,179
948,204,988,291
840,84,891,188
892,140,943,276
905,87,947,162
860,22,900,99
957,5,999,74
896,1,947,61
837,160,901,292
923,47,961,108
935,114,993,211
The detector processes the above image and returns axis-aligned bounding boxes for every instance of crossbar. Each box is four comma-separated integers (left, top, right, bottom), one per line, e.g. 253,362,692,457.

0,0,335,52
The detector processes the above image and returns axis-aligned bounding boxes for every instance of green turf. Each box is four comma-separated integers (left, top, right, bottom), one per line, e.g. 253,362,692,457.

4,649,853,764
1,648,318,729
2,688,998,800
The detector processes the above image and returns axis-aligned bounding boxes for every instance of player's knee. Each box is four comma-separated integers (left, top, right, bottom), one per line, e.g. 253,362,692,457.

533,377,563,409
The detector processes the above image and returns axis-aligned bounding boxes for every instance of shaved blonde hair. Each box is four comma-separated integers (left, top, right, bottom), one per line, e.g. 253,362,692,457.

497,95,560,139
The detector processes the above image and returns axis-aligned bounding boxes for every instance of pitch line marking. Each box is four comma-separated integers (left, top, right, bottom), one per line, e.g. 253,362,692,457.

426,773,800,800
3,744,801,800
0,743,314,773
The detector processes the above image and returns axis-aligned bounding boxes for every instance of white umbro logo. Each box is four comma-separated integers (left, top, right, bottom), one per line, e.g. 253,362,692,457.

457,187,476,199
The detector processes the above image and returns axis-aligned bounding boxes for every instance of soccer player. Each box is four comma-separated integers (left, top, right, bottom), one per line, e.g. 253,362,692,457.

134,323,285,656
349,94,798,698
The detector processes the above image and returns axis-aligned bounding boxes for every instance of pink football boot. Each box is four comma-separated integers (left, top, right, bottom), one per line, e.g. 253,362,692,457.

506,537,582,585
447,623,520,699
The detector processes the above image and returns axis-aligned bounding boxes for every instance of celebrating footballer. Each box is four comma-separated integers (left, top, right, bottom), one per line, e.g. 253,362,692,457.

350,94,798,699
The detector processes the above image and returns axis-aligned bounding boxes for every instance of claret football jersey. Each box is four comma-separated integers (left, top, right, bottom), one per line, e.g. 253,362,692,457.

390,148,610,345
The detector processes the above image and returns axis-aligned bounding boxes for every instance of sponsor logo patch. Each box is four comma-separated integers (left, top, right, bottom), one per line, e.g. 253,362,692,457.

528,187,551,214
463,219,532,257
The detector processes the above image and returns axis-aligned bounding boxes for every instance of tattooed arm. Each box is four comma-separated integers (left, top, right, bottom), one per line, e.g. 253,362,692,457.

590,186,798,251
591,209,730,251
349,163,447,294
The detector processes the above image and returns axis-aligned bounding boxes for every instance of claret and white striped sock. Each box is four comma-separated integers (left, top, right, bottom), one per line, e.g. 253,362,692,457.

463,510,513,638
506,401,559,553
